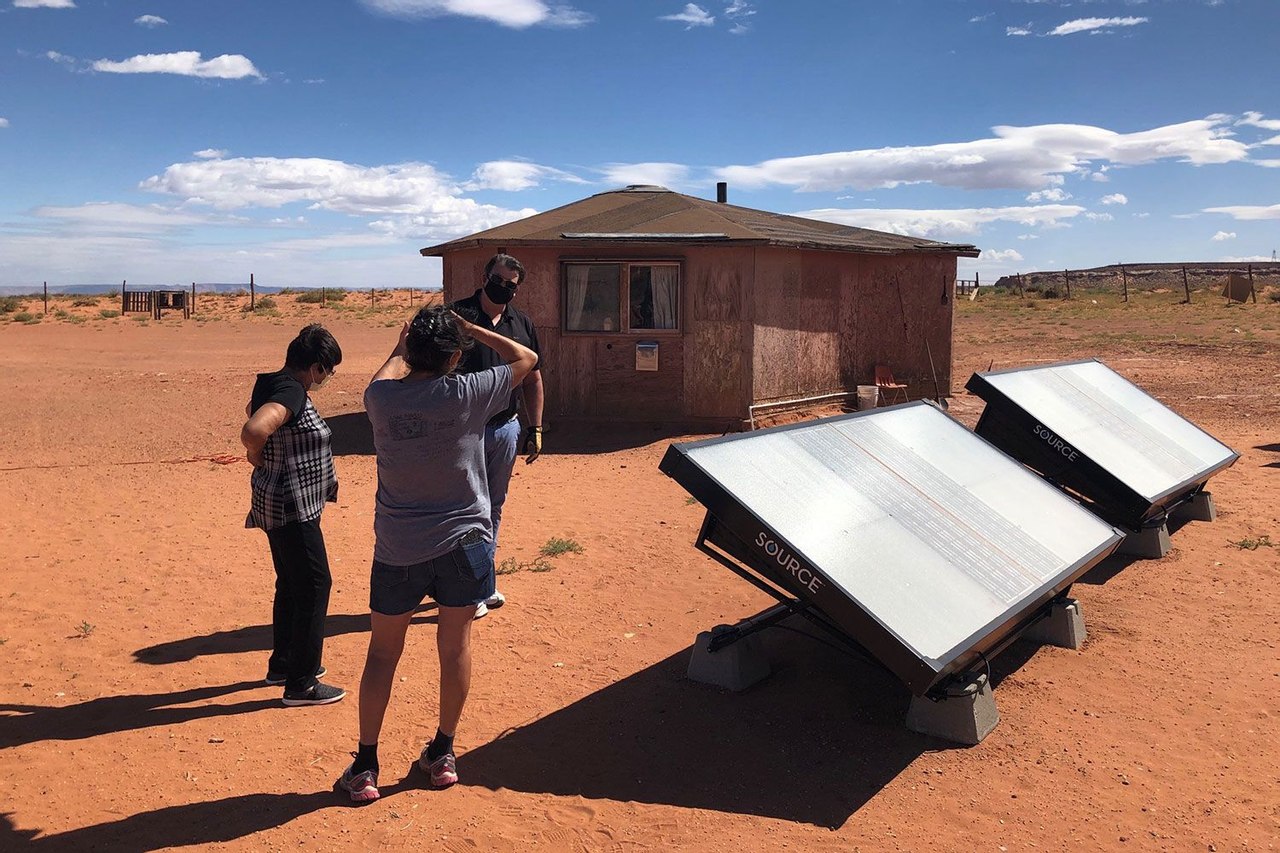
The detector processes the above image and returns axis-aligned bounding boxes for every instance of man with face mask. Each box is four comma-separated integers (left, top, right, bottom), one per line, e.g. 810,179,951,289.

449,254,543,617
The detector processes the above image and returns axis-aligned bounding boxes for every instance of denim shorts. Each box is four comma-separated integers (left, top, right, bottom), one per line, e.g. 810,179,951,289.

369,531,496,614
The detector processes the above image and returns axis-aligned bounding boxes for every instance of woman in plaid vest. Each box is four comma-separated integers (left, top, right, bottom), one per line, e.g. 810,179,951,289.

241,324,346,707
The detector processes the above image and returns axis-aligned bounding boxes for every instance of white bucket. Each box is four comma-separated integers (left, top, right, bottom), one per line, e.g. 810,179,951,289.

856,385,879,410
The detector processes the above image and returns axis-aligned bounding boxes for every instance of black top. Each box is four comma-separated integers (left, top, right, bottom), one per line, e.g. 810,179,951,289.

250,369,306,425
451,290,541,425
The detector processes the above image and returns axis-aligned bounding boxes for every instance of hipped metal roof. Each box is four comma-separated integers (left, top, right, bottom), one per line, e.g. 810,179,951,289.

420,186,980,258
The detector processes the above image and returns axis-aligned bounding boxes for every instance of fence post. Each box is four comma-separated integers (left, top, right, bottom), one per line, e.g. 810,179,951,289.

43,281,48,315
371,288,376,308
250,273,256,311
1121,265,1128,302
121,280,127,313
191,282,196,314
975,272,980,290
1182,266,1191,304
1248,264,1257,303
1064,269,1071,299
321,286,326,305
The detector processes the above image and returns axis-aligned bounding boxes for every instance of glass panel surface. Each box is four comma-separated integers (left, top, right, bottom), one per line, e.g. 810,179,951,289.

684,406,1118,663
983,361,1236,500
565,264,621,332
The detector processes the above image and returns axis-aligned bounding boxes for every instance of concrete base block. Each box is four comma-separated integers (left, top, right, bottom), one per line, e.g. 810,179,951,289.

687,626,772,692
1023,598,1086,650
906,673,999,745
1173,491,1217,523
1117,523,1172,559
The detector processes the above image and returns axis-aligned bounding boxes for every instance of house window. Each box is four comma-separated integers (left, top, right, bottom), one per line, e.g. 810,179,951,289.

564,262,679,332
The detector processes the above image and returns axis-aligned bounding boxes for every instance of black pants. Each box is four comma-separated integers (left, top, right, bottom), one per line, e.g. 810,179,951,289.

264,518,332,693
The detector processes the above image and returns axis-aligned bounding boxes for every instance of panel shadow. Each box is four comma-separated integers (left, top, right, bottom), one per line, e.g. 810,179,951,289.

457,626,939,829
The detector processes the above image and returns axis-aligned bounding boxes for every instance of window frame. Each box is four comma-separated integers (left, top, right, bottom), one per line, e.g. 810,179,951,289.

560,259,683,336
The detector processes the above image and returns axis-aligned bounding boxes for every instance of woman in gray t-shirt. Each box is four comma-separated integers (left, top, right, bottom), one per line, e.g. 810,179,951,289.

336,306,537,803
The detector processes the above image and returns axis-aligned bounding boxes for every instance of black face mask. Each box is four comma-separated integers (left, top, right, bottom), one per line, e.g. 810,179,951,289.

484,273,517,305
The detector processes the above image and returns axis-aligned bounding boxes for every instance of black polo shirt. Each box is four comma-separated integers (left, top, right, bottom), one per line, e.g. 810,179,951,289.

451,289,541,425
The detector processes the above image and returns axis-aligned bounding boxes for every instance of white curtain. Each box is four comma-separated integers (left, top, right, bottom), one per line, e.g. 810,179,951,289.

650,266,678,329
567,265,590,330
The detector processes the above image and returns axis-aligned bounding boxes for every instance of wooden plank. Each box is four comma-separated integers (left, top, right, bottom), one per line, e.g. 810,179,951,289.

547,331,595,417
595,338,684,418
685,320,745,418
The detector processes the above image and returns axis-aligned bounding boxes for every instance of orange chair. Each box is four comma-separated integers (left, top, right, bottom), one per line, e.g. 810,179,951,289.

875,365,909,405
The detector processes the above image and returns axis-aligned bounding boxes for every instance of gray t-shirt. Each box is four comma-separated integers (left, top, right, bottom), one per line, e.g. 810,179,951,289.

363,364,513,566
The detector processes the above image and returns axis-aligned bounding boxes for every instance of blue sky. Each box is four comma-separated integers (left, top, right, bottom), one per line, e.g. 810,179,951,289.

1,0,1277,288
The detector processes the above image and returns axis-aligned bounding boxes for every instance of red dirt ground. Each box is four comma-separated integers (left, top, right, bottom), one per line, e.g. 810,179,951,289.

1,290,1277,851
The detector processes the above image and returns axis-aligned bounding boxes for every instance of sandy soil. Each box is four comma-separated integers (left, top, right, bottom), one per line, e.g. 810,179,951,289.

1,289,1277,851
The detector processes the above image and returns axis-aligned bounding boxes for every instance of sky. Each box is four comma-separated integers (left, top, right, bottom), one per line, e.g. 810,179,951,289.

1,0,1277,288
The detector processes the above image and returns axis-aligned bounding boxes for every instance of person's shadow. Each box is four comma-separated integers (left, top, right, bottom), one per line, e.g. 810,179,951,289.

326,411,374,456
0,681,276,749
132,606,437,666
0,774,419,851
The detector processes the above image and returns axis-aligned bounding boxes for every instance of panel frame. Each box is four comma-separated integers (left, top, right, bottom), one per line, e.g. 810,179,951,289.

966,358,1240,530
660,401,1123,695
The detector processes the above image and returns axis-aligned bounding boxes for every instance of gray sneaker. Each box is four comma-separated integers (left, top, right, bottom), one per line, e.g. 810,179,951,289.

282,682,346,707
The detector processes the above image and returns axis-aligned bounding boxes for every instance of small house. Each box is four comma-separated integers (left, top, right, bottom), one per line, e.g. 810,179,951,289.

422,185,979,430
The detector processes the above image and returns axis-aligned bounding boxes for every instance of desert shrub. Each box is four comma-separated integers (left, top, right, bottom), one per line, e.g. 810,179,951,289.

54,309,70,319
245,296,277,312
1268,291,1280,303
0,296,23,314
232,288,249,297
1041,286,1060,299
295,289,347,304
13,312,37,323
71,296,99,307
99,309,121,319
106,291,119,299
277,287,296,295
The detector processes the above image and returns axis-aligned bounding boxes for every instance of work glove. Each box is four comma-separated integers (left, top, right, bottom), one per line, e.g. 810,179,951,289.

521,426,542,463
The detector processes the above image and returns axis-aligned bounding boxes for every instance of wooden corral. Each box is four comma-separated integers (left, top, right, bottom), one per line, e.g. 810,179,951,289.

424,187,978,430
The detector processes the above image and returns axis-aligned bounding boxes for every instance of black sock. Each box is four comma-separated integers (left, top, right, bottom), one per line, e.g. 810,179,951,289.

426,729,454,761
352,742,378,775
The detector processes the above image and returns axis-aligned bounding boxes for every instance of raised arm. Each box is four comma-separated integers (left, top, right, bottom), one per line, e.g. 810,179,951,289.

370,321,410,383
453,313,537,389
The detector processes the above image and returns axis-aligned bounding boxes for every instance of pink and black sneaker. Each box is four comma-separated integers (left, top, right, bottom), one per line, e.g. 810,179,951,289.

418,744,458,788
335,761,380,803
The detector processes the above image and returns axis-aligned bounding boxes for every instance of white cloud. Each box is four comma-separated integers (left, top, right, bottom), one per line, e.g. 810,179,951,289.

14,0,76,8
1085,212,1113,221
981,248,1024,262
24,201,231,233
1006,25,1032,36
1026,188,1071,202
1211,231,1236,241
358,0,592,28
661,3,714,27
1133,212,1149,218
1204,204,1280,220
139,155,537,243
1218,255,1274,263
724,0,753,16
134,14,167,27
0,118,8,128
717,117,1248,193
970,13,993,23
1049,17,1148,36
794,204,1085,238
93,52,262,80
1017,234,1039,240
464,160,587,191
598,162,689,188
45,50,77,66
1100,193,1128,205
193,148,228,160
1237,111,1280,131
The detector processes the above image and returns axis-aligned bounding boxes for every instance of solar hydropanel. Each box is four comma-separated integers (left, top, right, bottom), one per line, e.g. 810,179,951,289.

661,402,1123,694
967,359,1239,529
